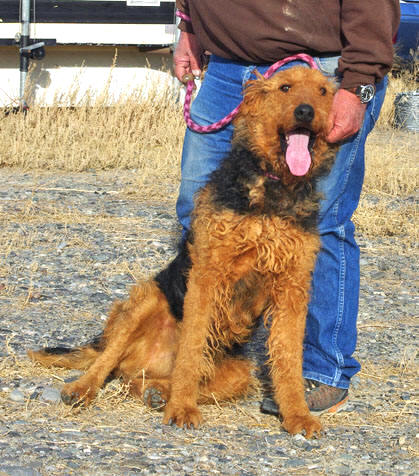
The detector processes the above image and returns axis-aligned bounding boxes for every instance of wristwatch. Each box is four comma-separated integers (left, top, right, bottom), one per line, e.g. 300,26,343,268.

346,84,376,104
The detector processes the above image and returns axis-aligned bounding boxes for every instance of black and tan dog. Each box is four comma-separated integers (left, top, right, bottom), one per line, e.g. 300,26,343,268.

29,66,337,438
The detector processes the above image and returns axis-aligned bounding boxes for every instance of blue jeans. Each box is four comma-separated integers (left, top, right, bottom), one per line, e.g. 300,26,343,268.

176,55,387,389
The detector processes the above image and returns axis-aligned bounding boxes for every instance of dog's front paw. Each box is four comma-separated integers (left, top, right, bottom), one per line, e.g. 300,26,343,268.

163,402,202,429
61,381,97,406
282,413,322,438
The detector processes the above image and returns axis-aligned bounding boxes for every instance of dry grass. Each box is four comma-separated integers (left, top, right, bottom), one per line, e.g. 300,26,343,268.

364,132,417,197
354,199,417,242
0,75,185,176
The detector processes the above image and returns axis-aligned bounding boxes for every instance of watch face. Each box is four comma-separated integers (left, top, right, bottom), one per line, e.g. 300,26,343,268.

358,85,375,103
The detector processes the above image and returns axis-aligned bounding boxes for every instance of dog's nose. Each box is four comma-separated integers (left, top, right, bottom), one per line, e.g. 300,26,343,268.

294,104,314,123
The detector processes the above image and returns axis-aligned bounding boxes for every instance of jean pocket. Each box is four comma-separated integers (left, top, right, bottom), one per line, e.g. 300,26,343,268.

314,56,342,83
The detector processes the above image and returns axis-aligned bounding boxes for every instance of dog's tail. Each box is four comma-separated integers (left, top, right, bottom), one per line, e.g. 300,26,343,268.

27,336,103,370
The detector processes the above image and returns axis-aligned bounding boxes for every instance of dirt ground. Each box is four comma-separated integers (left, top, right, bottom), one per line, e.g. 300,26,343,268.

0,127,417,475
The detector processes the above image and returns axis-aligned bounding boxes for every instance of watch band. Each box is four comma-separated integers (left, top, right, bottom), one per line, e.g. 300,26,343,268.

345,84,376,104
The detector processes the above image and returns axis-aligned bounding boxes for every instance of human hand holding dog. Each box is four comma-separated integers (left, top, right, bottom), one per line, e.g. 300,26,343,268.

326,89,367,143
174,31,203,83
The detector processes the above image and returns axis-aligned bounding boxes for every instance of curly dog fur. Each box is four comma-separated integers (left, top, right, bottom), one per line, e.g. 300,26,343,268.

28,66,337,438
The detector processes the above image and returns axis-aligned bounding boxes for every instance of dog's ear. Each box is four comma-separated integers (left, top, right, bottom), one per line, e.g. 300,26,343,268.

243,74,268,100
234,74,268,132
243,69,266,90
252,68,265,81
238,77,269,123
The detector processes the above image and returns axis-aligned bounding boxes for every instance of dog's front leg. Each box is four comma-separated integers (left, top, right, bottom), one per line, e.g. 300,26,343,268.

163,269,212,428
268,275,322,438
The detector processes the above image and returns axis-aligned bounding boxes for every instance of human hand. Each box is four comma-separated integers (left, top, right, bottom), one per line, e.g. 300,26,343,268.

326,89,367,143
173,31,203,83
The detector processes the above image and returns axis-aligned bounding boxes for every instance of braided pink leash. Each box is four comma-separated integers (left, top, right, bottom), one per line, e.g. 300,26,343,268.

181,53,319,134
175,10,319,133
176,10,192,22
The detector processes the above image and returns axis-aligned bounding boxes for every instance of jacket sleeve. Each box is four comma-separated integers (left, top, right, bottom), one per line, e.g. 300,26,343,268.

338,0,400,88
176,0,194,34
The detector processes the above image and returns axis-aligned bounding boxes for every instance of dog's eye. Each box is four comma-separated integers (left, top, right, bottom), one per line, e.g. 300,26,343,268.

320,87,327,96
280,84,291,93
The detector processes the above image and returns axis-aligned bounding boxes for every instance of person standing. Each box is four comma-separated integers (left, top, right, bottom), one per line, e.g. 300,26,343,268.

173,1,400,414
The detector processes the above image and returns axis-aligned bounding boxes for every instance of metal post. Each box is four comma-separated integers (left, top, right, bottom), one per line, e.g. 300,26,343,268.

19,0,31,108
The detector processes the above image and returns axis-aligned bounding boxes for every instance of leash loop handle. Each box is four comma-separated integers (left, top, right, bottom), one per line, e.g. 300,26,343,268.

182,53,319,134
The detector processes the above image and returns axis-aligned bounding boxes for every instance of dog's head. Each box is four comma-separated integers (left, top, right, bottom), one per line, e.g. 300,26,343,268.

234,66,337,182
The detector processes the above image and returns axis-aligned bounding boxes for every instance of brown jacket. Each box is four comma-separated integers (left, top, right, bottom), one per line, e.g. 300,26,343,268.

176,0,400,89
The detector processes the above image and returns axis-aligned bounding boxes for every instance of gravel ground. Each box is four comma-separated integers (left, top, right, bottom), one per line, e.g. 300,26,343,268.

0,166,417,476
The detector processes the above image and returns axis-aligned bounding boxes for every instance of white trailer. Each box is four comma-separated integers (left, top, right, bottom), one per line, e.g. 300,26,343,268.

0,0,177,106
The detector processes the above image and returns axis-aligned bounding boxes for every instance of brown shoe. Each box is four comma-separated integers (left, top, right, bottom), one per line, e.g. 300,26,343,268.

304,379,349,415
260,379,349,416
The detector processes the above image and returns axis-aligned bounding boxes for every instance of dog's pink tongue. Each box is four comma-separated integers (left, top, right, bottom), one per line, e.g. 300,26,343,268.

285,131,311,176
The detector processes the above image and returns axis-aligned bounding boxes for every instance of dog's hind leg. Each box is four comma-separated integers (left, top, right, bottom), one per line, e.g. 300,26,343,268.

198,357,256,404
130,357,255,412
61,281,168,406
127,377,171,410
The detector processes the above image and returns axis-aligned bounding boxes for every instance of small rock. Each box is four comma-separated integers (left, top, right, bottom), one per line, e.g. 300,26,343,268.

147,454,161,460
335,464,351,475
213,443,227,451
0,466,41,476
39,387,61,404
302,442,315,451
196,455,208,463
284,458,306,468
351,375,361,389
18,380,42,393
57,240,67,251
28,291,42,301
344,402,357,412
9,389,25,402
90,292,110,301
